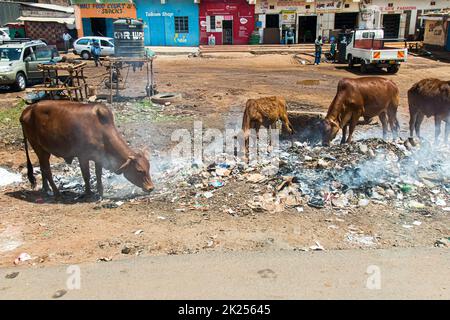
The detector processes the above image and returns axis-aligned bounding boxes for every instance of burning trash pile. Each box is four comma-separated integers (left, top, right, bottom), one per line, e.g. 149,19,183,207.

151,137,450,214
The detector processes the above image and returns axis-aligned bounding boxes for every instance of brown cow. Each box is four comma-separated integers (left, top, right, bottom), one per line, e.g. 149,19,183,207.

20,100,154,197
242,96,294,160
321,77,400,145
408,78,450,143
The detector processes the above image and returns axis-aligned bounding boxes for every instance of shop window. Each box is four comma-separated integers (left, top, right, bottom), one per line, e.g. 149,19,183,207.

344,3,350,8
362,32,375,39
175,16,189,33
388,3,393,7
430,1,436,5
210,16,216,31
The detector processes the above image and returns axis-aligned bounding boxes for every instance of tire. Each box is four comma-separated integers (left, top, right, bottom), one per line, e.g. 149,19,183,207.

387,64,400,74
360,60,368,73
151,92,182,104
348,55,354,68
14,72,27,91
81,51,91,60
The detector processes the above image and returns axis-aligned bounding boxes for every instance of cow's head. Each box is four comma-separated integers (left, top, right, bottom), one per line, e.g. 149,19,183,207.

321,119,340,146
117,149,154,192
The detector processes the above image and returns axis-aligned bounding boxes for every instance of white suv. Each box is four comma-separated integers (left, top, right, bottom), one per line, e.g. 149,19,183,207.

73,36,114,60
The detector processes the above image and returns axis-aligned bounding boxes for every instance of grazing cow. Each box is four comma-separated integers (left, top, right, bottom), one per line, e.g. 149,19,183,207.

408,78,450,143
20,100,154,197
242,96,294,160
321,77,400,145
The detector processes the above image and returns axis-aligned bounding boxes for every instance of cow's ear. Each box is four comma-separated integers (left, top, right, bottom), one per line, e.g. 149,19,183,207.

141,147,150,158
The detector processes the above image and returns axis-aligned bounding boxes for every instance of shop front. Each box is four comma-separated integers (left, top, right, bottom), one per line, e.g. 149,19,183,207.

373,0,450,40
72,0,137,38
255,0,317,44
135,0,199,46
316,0,361,41
199,0,255,45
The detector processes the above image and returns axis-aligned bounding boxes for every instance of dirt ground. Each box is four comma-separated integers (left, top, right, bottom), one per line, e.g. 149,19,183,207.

0,53,449,268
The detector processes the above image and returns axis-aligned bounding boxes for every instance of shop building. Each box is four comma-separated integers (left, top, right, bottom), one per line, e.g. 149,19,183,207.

72,0,137,38
17,2,76,49
372,0,450,40
255,0,361,44
199,0,256,45
255,0,450,44
135,0,199,46
421,9,450,51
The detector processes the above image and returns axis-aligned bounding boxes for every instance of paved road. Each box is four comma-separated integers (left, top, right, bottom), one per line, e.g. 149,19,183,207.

0,247,449,299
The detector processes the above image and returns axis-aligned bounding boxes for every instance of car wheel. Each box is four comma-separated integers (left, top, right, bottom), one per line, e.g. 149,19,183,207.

81,51,91,60
348,55,354,68
360,60,368,73
14,73,27,91
387,65,400,74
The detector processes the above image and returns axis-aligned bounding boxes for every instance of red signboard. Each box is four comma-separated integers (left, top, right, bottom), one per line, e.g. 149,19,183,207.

200,0,255,45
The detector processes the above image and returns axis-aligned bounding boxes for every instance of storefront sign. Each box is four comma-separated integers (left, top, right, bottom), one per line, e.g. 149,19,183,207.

240,17,248,24
281,10,296,24
78,3,136,18
381,6,417,12
145,11,174,18
316,0,343,12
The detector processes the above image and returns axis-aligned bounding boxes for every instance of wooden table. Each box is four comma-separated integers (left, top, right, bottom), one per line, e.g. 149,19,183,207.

32,62,88,101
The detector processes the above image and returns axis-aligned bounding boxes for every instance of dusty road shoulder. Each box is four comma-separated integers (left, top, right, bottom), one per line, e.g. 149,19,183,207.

0,247,448,299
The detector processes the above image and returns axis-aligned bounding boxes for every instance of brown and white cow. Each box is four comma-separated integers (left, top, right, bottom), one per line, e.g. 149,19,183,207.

20,100,154,197
408,78,450,143
321,77,400,145
242,96,294,161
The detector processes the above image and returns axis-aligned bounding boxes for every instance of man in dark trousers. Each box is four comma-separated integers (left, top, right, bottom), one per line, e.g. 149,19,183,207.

91,40,102,67
314,35,323,65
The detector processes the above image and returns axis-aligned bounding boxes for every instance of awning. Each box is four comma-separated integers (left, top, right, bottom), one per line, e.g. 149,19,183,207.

17,16,76,25
70,0,133,4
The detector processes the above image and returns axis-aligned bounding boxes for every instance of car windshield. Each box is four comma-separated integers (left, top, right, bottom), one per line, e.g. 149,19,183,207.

0,48,22,61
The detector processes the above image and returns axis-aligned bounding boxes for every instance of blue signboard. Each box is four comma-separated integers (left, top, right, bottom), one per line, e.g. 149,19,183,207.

134,0,199,46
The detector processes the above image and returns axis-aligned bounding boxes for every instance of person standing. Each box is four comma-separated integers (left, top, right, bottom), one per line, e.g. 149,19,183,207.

62,32,72,53
91,41,102,67
314,35,323,65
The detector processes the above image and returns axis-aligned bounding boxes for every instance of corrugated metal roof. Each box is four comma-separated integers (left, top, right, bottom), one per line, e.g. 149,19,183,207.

19,2,74,14
17,16,75,25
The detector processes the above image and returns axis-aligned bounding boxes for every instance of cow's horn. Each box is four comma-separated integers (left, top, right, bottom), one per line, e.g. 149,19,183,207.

116,157,133,174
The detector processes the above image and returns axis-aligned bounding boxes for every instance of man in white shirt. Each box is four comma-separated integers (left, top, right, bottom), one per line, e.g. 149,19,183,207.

62,32,72,53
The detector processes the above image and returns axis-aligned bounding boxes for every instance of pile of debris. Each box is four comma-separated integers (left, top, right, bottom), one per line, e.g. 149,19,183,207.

151,137,450,214
30,137,450,215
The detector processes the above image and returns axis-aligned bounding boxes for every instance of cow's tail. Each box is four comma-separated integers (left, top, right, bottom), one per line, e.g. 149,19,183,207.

22,130,36,189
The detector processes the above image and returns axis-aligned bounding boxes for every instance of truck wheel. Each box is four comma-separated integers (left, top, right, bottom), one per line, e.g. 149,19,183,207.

81,51,91,60
348,55,354,68
387,65,400,74
14,72,27,91
360,60,368,73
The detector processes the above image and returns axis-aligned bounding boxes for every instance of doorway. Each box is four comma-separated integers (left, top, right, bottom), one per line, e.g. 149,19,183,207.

266,14,279,28
90,18,107,37
334,12,358,30
382,14,401,39
223,20,233,45
298,16,317,43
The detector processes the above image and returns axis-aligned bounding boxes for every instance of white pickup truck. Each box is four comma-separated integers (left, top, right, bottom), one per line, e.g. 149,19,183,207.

345,29,407,74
